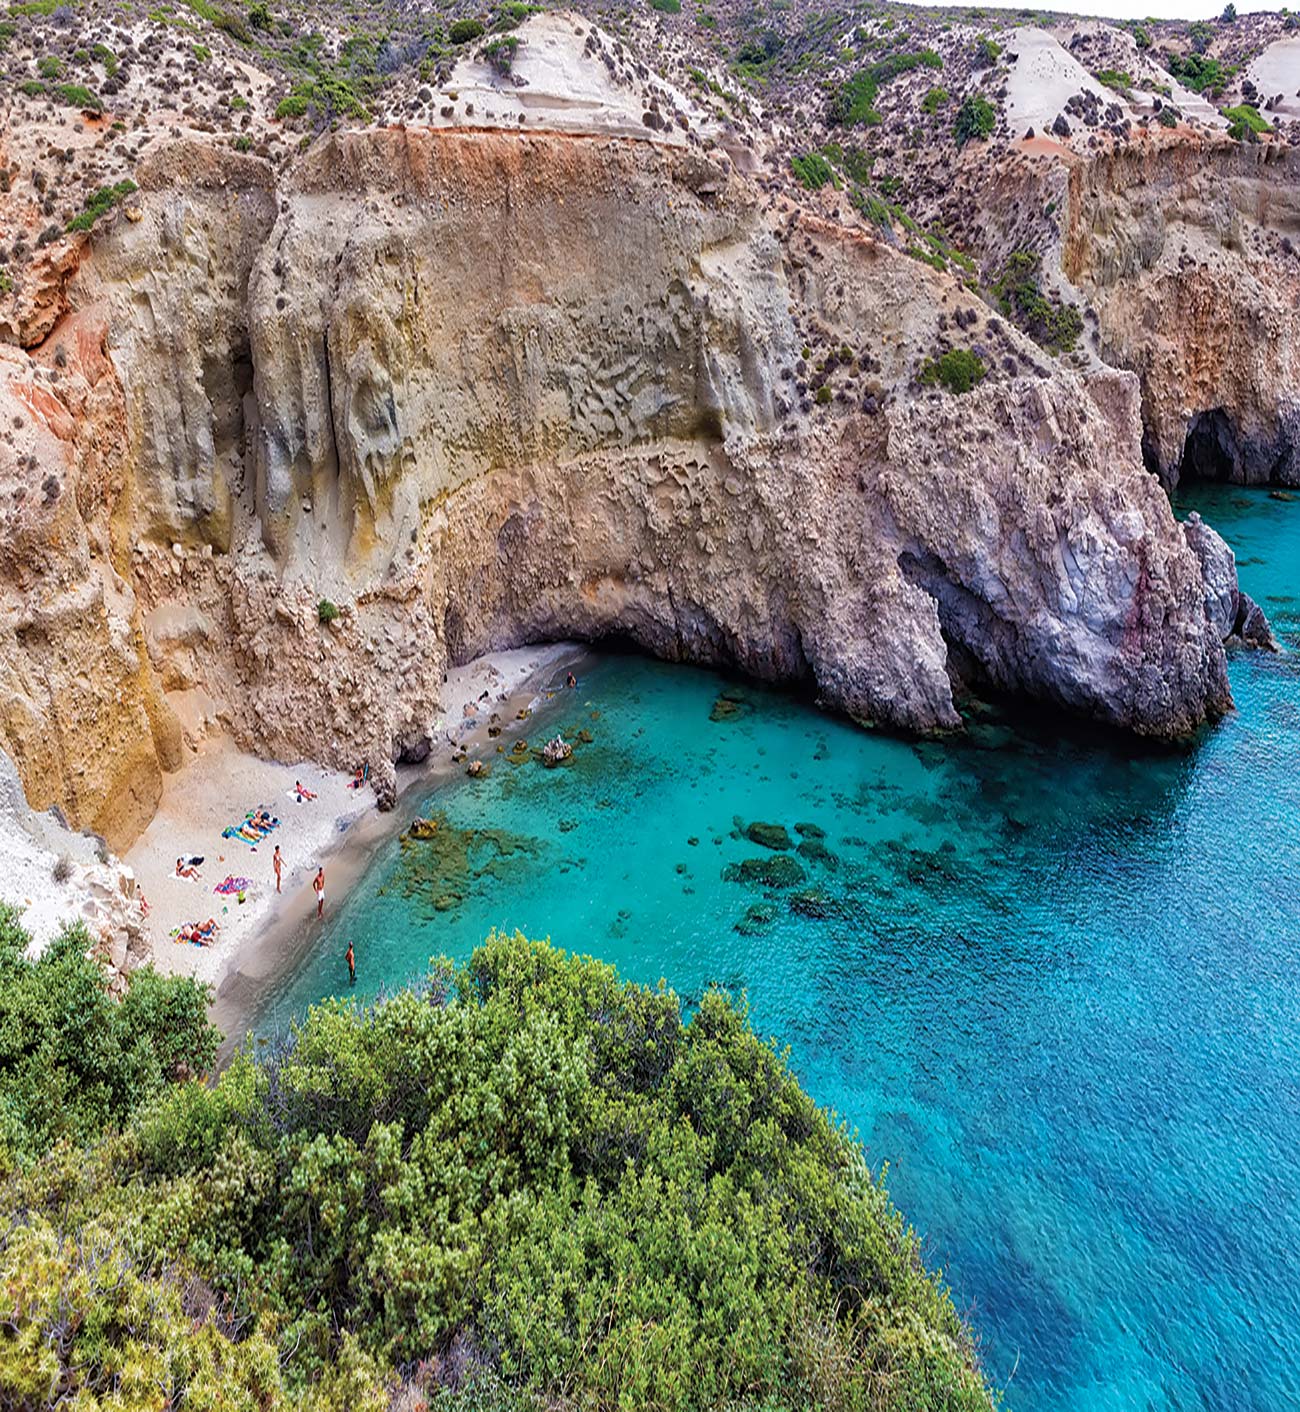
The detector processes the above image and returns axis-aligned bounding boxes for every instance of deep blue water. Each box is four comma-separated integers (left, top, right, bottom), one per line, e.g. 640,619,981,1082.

257,484,1300,1412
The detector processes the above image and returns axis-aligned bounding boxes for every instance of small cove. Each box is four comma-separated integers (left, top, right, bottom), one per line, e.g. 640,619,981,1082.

253,484,1300,1412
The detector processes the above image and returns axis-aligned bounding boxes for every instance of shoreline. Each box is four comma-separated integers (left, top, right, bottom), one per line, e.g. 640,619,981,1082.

126,642,587,1056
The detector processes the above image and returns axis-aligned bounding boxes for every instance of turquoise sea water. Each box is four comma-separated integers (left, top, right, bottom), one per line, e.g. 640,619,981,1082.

257,485,1300,1412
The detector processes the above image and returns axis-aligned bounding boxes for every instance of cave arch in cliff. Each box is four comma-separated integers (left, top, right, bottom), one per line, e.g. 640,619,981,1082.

1179,408,1241,484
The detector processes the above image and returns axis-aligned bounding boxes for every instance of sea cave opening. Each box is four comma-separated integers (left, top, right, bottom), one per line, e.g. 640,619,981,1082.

1179,407,1241,484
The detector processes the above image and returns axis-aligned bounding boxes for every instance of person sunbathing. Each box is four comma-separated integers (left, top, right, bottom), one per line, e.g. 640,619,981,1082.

294,780,317,801
175,857,201,880
249,807,277,832
348,765,367,790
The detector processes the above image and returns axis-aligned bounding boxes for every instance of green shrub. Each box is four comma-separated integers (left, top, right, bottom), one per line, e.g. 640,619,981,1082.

1158,104,1180,127
0,904,217,1163
18,78,43,95
1133,24,1152,49
920,348,986,394
1095,68,1134,92
54,82,102,112
482,34,519,73
791,151,836,189
991,250,1084,353
7,0,63,14
65,178,136,232
37,54,63,77
1189,19,1214,52
91,41,118,75
828,48,942,127
1169,51,1225,92
1224,103,1269,139
1,934,995,1409
973,34,1001,67
449,16,486,42
922,84,949,113
651,0,681,11
953,93,996,146
317,597,340,624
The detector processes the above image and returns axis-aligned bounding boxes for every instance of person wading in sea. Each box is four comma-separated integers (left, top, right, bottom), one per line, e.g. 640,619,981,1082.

273,845,283,894
345,940,355,985
313,867,325,919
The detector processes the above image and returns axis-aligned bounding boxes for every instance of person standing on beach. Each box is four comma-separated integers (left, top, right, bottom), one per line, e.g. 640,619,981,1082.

345,940,355,985
273,845,283,894
313,867,325,919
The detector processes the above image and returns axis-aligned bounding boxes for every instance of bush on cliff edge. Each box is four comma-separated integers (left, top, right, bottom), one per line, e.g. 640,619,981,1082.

0,930,994,1410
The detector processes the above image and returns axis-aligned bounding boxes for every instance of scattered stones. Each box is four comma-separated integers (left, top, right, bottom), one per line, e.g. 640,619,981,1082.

542,735,573,767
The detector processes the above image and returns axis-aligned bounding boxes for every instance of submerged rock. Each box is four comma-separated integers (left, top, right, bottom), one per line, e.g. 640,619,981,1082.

796,837,839,870
735,902,778,935
409,817,440,839
724,855,807,889
745,821,791,851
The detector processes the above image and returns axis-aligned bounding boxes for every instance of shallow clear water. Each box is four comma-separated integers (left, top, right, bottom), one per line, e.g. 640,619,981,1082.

257,484,1300,1412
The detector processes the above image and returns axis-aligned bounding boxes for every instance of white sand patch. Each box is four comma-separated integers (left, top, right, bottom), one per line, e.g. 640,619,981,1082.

1004,28,1122,138
1247,37,1300,122
427,11,708,142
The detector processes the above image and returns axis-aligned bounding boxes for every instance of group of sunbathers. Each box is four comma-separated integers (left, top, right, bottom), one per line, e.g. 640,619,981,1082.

176,917,220,946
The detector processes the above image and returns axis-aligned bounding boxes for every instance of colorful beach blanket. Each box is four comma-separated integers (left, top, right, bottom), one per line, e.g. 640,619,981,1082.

214,876,251,896
221,810,280,846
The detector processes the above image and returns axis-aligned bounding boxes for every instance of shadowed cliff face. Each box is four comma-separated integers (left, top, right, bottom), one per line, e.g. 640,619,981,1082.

1,129,1235,841
1063,139,1300,488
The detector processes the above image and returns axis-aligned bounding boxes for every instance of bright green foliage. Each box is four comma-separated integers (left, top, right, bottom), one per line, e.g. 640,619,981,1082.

1133,24,1152,49
275,70,369,121
37,54,62,77
0,266,11,294
7,0,64,14
922,85,950,113
850,184,892,226
791,151,837,189
54,82,102,111
65,178,137,232
651,0,682,12
991,250,1083,354
1095,68,1133,91
1169,51,1227,93
1224,103,1269,139
0,905,217,1163
449,16,486,42
18,78,43,95
317,597,340,624
1189,19,1214,52
91,41,118,75
828,48,943,126
1158,104,1180,127
972,35,1001,68
2,935,994,1410
953,93,995,147
920,348,986,394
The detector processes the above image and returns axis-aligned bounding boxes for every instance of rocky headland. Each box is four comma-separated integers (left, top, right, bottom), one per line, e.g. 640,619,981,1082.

0,0,1296,937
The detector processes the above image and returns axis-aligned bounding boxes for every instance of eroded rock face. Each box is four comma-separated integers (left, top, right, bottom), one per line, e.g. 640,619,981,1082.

3,129,1240,840
1064,140,1300,487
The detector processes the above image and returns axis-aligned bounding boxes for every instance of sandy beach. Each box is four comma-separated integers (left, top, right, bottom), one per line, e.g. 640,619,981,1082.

129,642,584,1037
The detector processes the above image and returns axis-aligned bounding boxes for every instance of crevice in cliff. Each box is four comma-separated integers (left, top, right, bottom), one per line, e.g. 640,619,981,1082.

320,331,340,478
897,549,1014,700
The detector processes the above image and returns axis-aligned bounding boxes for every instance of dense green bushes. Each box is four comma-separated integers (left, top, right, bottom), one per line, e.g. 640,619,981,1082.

1,931,993,1410
1223,103,1269,140
0,905,216,1162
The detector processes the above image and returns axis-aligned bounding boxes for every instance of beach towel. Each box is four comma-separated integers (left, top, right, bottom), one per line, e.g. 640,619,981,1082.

222,810,280,845
214,876,251,896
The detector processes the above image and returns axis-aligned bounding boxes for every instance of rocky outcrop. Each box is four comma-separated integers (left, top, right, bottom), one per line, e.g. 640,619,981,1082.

1063,139,1300,486
2,128,1245,841
1184,512,1279,651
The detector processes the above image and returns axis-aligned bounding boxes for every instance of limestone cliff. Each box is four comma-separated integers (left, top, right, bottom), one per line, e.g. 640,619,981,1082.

1063,138,1300,486
2,127,1241,842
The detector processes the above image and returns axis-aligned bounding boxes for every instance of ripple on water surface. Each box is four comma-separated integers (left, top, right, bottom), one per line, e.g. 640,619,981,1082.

257,484,1300,1412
